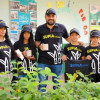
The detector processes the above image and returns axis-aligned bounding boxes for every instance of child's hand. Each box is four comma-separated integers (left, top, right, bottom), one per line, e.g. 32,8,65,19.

25,56,31,59
78,41,84,47
17,53,21,58
86,55,92,60
62,55,67,61
39,43,44,51
22,51,27,56
15,51,21,58
25,55,36,61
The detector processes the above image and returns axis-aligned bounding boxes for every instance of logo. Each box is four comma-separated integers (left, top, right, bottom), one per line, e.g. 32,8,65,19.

70,64,88,67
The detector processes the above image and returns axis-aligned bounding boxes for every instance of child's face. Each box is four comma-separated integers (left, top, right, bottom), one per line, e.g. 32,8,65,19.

90,36,100,45
23,31,30,40
70,32,80,42
0,27,6,37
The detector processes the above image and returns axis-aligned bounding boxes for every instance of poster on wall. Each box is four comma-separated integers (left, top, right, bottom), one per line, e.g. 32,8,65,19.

90,5,100,31
10,0,37,42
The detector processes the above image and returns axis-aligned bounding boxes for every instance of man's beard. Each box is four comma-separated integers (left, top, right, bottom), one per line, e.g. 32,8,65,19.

46,20,55,26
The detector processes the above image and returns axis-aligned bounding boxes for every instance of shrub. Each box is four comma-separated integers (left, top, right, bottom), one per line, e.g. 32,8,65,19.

0,61,100,100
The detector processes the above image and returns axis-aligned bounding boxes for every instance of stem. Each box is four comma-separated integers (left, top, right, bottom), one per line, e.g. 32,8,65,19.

16,62,20,98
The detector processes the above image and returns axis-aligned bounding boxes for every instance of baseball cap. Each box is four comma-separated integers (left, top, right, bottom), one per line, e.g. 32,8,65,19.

45,8,56,15
90,30,100,37
0,20,9,28
21,24,32,33
70,28,80,35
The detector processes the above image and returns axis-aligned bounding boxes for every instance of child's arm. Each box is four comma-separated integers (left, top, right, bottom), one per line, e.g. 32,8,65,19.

26,40,37,61
86,55,92,60
62,55,67,61
81,56,85,60
78,41,84,47
14,41,24,60
25,56,36,61
81,46,86,60
62,44,69,61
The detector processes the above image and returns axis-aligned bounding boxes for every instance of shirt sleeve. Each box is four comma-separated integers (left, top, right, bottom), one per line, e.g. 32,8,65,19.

32,41,37,60
13,41,19,50
81,46,85,57
35,26,41,41
84,47,88,57
11,46,17,60
62,25,69,39
63,45,68,55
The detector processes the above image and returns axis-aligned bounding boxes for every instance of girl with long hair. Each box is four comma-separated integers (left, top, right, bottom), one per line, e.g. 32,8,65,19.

0,20,15,72
85,30,100,82
0,20,16,89
14,24,36,78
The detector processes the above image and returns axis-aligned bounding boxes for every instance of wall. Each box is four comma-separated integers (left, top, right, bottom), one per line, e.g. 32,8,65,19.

0,0,10,35
37,0,100,44
0,0,100,43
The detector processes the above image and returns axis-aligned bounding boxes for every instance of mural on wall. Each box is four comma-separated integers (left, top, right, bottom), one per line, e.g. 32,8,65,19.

90,5,100,31
10,0,37,43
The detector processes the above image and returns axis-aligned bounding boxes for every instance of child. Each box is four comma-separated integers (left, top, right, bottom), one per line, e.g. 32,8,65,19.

62,28,85,81
13,24,36,78
85,29,100,82
0,20,16,89
0,20,15,73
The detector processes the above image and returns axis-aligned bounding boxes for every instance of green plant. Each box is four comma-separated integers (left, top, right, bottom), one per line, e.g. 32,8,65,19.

0,61,100,100
11,61,61,100
0,72,16,100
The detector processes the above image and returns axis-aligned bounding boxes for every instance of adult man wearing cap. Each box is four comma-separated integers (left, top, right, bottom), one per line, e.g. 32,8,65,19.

85,29,100,82
35,8,71,92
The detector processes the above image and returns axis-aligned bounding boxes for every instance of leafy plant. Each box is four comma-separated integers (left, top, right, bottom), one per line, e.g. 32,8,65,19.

0,61,100,100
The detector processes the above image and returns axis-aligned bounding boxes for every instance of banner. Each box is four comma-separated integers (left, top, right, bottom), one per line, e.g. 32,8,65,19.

90,5,100,31
65,59,92,75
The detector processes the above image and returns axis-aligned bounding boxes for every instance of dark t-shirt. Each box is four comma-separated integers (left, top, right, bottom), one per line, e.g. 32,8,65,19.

63,43,85,60
85,45,100,74
0,41,12,72
14,41,36,73
35,23,69,65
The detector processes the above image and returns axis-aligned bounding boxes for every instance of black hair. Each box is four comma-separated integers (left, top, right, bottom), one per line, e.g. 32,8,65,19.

18,30,35,51
5,28,13,47
4,28,16,60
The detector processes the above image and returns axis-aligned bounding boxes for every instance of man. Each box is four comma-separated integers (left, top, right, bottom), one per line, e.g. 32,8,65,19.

35,8,70,92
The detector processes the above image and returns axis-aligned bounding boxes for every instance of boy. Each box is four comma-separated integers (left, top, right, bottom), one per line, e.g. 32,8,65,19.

62,28,85,81
85,29,100,82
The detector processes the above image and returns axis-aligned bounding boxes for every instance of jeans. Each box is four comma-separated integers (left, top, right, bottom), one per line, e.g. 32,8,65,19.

38,63,63,92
